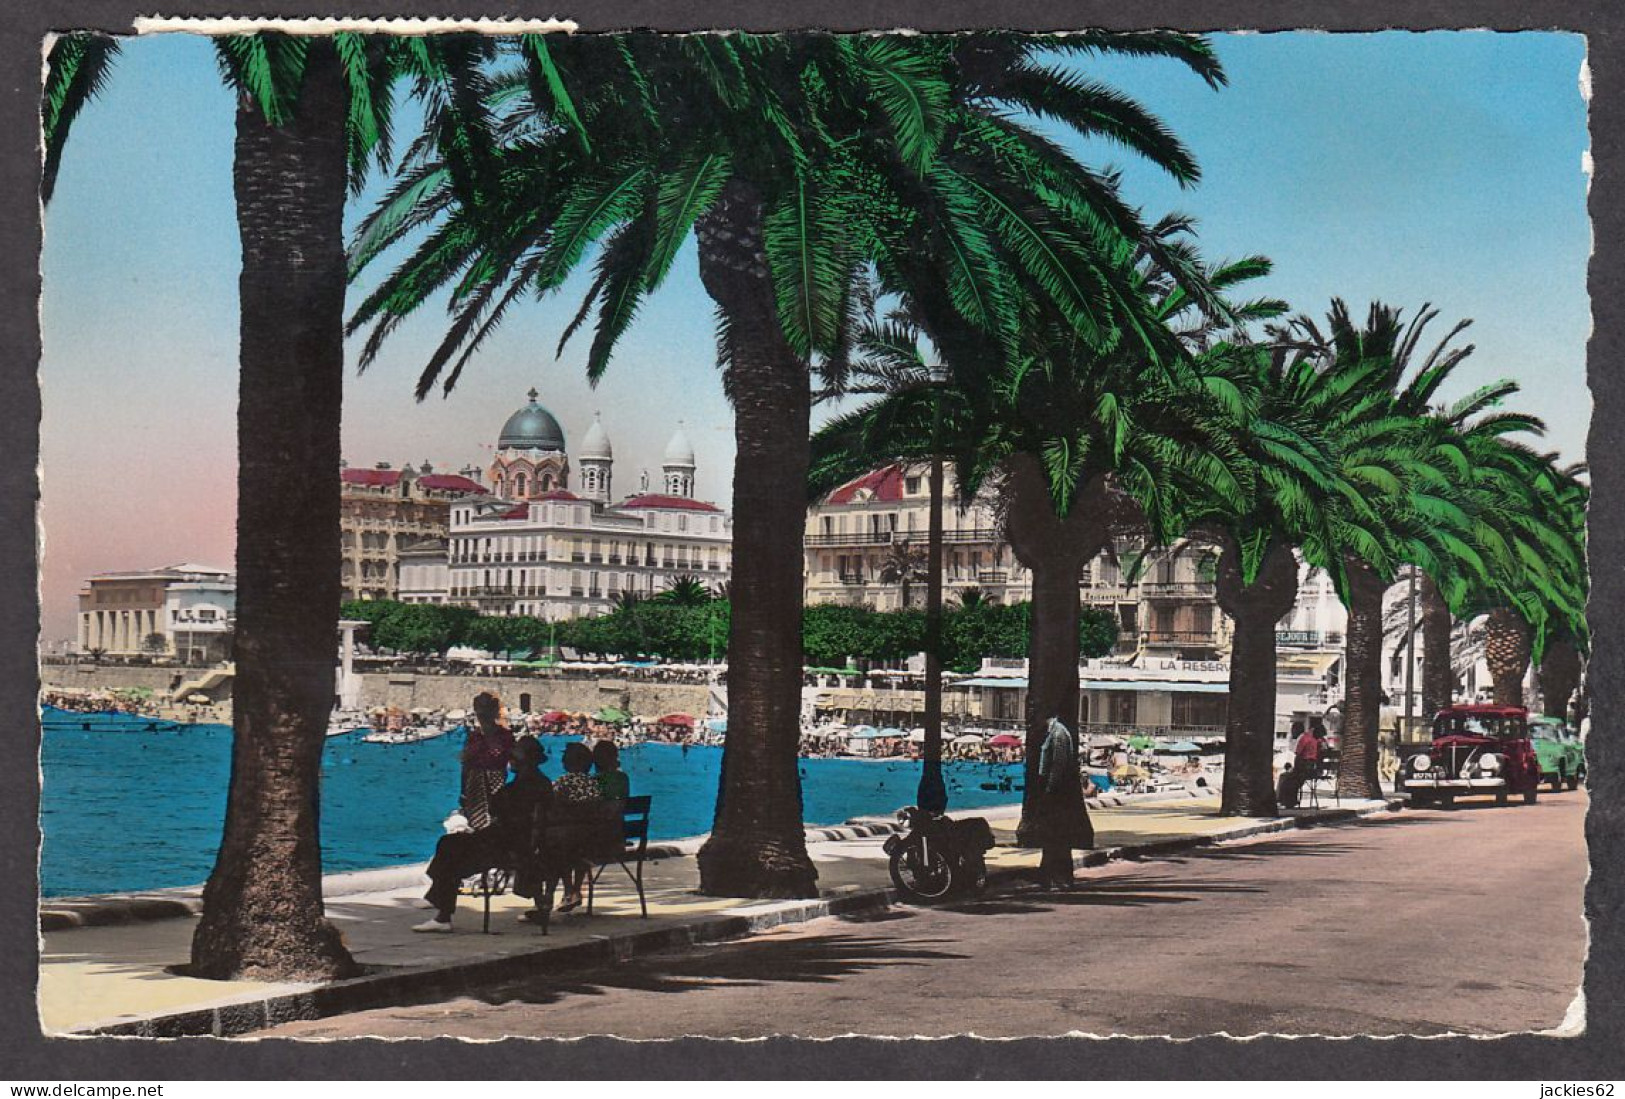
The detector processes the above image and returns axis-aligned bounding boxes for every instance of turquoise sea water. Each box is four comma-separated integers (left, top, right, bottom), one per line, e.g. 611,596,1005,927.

39,707,1024,897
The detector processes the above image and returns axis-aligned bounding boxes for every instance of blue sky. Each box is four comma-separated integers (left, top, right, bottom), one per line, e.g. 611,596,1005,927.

38,30,1592,643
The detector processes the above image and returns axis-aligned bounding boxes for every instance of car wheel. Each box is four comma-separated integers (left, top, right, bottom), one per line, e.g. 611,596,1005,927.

1550,770,1564,794
1524,788,1538,805
1439,793,1454,809
1568,769,1582,791
1496,790,1509,806
1409,793,1429,809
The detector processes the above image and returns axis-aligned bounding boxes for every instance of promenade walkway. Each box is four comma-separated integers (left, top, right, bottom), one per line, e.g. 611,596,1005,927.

38,791,1399,1037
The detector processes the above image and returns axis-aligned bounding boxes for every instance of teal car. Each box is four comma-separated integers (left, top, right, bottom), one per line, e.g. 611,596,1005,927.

1528,715,1585,792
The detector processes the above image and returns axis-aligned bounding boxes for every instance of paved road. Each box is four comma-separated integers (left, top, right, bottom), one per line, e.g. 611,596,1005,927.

263,792,1588,1040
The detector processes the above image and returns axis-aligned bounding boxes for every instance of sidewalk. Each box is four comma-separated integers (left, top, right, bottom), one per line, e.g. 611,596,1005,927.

39,791,1401,1037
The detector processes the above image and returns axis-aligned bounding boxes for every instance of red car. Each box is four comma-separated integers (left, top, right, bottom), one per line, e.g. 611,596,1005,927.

1397,704,1542,808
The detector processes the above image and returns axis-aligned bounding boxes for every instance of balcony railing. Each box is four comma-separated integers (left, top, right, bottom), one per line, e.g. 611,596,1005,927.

839,573,866,585
1142,580,1216,598
1275,629,1346,647
1144,629,1218,646
807,531,896,547
976,569,1010,584
805,526,1001,548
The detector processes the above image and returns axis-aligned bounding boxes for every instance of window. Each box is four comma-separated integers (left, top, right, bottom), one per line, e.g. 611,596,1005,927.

906,476,921,494
1172,694,1227,728
679,514,689,532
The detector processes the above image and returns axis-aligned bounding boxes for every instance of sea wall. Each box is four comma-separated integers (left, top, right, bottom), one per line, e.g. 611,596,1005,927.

41,663,182,695
40,661,716,719
354,671,712,718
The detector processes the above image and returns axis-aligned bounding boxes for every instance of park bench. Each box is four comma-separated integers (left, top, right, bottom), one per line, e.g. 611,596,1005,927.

586,795,653,919
458,866,514,935
468,795,652,936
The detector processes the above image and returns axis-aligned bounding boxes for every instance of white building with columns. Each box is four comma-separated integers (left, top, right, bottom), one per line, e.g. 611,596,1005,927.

77,563,236,661
440,392,733,620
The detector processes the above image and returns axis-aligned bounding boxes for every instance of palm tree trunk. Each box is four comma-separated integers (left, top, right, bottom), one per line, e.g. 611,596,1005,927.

1419,573,1453,721
693,180,818,899
1485,607,1531,707
1213,539,1297,816
190,42,357,981
1538,637,1581,721
1336,556,1385,800
1003,456,1104,849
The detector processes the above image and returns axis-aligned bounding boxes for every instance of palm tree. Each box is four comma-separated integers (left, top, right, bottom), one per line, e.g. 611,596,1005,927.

1271,301,1515,799
877,537,929,610
1538,634,1583,720
349,32,1227,897
45,31,497,980
812,220,1261,843
1181,338,1354,816
1461,452,1588,708
658,574,714,607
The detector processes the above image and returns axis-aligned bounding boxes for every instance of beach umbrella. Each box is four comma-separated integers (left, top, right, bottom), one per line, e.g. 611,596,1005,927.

540,710,571,724
446,709,468,722
952,734,986,747
907,728,927,743
878,727,905,738
847,724,878,738
595,707,630,724
1165,740,1202,754
658,713,695,727
186,693,211,705
987,733,1022,748
705,718,727,733
1127,734,1156,750
1088,734,1125,749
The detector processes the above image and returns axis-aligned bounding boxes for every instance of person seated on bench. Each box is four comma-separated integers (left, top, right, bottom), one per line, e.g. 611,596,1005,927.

552,741,604,916
593,739,631,801
415,736,552,933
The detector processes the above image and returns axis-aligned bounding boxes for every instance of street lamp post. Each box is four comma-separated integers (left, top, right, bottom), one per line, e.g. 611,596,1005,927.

1403,566,1418,738
918,362,948,814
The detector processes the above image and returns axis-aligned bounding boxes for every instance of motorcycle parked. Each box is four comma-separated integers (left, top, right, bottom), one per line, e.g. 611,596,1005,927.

883,806,995,901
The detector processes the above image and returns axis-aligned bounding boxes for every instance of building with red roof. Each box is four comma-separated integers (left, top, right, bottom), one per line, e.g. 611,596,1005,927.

339,459,487,602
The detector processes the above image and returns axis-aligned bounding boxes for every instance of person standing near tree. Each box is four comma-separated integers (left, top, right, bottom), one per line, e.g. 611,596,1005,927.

1036,716,1093,888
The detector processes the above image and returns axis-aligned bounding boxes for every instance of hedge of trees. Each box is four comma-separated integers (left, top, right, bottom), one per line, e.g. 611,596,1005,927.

341,596,1117,673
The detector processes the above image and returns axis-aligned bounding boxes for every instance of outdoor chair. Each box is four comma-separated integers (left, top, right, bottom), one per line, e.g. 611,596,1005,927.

586,795,653,919
1299,752,1342,809
458,866,514,935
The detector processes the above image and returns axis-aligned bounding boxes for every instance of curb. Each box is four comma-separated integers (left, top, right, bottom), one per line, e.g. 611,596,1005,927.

70,797,1402,1038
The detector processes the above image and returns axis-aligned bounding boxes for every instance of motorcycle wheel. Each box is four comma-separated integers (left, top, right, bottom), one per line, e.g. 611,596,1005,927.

889,845,954,901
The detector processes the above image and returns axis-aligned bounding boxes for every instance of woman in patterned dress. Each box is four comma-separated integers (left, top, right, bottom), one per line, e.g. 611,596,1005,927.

460,691,515,830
